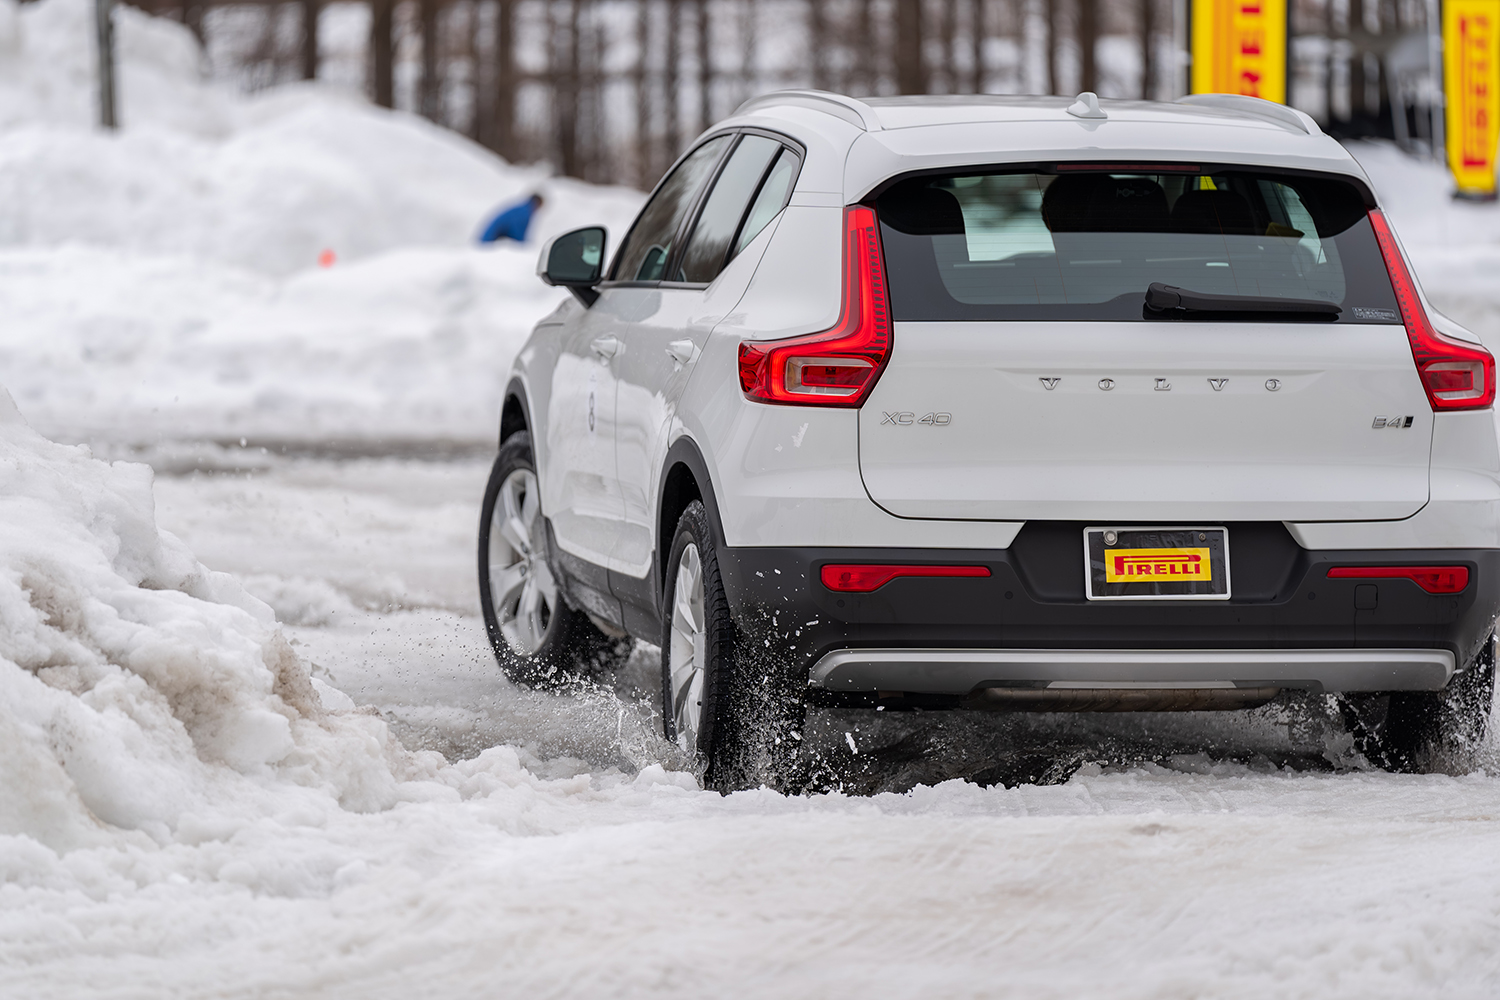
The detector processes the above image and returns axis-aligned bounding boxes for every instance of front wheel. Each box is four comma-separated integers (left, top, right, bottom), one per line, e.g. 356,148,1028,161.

478,432,629,687
1343,635,1496,773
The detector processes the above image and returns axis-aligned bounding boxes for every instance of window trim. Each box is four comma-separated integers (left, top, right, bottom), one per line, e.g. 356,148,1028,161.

604,131,737,286
603,127,807,291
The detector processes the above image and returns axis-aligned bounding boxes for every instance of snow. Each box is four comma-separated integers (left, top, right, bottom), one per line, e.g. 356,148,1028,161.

6,0,1500,992
0,0,644,446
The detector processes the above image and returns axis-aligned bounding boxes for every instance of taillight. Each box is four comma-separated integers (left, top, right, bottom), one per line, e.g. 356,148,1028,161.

820,564,990,593
1326,565,1470,594
1368,209,1495,411
738,206,892,407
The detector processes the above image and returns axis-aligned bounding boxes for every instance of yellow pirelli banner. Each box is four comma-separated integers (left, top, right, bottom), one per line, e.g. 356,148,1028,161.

1190,0,1288,104
1445,0,1500,197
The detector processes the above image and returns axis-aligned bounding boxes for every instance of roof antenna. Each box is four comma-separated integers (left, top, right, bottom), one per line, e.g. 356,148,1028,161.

1066,92,1107,119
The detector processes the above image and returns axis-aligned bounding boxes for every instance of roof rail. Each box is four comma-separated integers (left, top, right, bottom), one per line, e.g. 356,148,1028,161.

731,90,882,132
1174,94,1320,135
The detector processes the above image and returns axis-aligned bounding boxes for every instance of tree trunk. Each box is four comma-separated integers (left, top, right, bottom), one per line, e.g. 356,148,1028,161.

1139,0,1153,99
853,0,874,94
665,0,681,154
896,0,925,94
370,0,393,108
1078,0,1096,93
971,0,986,93
419,0,440,120
940,0,957,91
1045,0,1058,94
493,0,515,156
697,0,712,130
555,0,581,177
634,0,651,185
1349,0,1365,119
808,0,829,91
300,0,319,80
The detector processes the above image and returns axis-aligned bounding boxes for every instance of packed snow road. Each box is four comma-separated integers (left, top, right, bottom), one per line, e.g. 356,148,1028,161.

4,443,1472,998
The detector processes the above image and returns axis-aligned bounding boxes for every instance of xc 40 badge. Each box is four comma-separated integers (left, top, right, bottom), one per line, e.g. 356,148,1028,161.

882,412,952,426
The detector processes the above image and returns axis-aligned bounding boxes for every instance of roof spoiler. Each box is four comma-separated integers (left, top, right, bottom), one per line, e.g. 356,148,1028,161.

1174,94,1321,136
732,90,882,132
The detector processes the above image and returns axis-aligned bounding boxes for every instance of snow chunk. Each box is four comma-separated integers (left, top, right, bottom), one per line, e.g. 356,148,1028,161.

0,389,417,849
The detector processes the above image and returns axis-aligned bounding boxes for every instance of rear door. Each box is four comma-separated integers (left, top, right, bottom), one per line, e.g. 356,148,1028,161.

860,166,1430,522
611,134,801,582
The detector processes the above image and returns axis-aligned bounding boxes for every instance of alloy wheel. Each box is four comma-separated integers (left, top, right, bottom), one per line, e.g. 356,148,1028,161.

668,542,707,753
487,469,558,654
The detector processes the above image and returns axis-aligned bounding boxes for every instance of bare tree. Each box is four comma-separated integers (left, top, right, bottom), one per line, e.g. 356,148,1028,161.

300,0,318,79
971,0,986,92
809,0,830,91
1139,0,1154,98
493,0,516,157
853,0,876,94
553,0,582,177
1078,0,1097,92
1045,0,1059,94
419,0,440,119
896,0,925,93
665,0,681,153
697,0,712,129
370,0,394,107
634,0,652,184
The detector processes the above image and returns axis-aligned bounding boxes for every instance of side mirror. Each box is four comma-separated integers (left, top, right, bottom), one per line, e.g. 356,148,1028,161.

538,226,606,306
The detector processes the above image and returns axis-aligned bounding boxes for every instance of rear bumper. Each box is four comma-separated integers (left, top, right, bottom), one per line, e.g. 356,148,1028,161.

809,647,1455,694
716,522,1500,697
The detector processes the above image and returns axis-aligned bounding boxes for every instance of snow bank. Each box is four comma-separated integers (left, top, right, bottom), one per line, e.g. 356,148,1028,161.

0,389,425,852
0,0,644,446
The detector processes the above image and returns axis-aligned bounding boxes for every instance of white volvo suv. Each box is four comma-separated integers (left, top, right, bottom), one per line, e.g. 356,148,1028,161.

479,90,1500,789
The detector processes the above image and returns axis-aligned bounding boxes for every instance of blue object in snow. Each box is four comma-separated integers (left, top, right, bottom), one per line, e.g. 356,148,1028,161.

479,195,541,243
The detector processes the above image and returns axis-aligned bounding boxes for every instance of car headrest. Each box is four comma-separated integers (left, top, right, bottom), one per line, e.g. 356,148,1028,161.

1172,189,1258,235
878,183,966,236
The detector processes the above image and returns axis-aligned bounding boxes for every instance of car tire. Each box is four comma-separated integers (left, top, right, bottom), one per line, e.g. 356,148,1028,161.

478,432,630,687
661,499,804,791
1342,635,1496,773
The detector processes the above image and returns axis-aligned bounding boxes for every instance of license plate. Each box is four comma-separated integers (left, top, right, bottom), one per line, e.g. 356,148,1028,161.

1083,526,1231,601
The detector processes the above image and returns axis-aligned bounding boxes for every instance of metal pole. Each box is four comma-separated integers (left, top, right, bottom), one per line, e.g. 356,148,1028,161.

95,0,117,129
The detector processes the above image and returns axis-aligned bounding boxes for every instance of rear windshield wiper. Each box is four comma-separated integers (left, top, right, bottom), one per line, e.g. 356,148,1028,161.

1145,282,1341,319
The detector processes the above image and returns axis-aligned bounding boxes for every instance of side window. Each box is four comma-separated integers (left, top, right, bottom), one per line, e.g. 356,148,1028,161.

610,135,732,282
675,135,783,283
733,148,800,258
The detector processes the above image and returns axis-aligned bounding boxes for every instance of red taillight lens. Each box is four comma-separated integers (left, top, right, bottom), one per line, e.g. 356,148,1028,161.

1326,565,1470,594
1368,209,1495,411
738,206,892,407
820,564,991,593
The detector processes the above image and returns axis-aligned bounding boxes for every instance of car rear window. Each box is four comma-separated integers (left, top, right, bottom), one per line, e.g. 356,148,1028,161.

874,166,1402,323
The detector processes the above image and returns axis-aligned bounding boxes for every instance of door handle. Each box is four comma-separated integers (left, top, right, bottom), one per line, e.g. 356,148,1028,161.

665,339,695,366
590,335,621,360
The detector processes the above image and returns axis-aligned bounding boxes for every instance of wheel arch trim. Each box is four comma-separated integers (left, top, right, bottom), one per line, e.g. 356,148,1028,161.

658,434,729,605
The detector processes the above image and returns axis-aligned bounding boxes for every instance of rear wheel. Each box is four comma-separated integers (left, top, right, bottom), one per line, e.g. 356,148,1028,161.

1343,635,1496,773
478,432,629,687
660,500,805,791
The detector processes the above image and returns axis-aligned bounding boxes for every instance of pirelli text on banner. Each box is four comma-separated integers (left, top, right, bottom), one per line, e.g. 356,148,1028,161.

1190,0,1288,104
1446,0,1500,198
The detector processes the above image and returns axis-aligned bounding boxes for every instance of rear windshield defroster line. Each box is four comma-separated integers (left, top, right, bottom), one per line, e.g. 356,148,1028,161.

873,166,1402,324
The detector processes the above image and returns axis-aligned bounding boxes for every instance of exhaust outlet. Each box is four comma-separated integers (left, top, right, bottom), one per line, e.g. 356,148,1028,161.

966,686,1281,713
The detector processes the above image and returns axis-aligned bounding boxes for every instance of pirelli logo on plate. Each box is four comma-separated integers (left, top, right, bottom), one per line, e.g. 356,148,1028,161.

1105,547,1213,583
1085,528,1231,601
